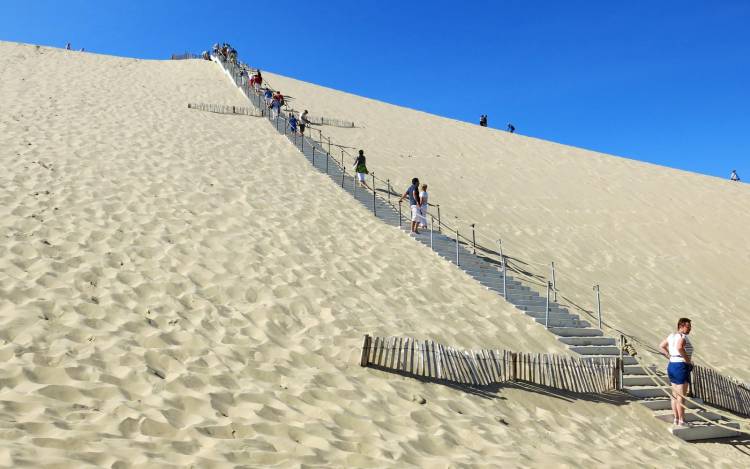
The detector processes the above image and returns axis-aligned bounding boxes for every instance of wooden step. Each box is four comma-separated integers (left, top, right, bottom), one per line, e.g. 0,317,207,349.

655,411,724,423
639,398,704,411
559,336,616,346
627,386,671,399
549,327,603,337
622,375,662,387
570,345,620,356
671,422,741,441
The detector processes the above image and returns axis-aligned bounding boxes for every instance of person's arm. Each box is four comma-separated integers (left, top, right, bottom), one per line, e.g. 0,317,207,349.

658,338,670,360
414,189,421,206
676,337,691,364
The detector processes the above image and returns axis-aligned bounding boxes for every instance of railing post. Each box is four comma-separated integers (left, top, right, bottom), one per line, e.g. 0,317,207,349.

471,224,476,254
327,136,331,155
437,204,441,233
301,132,304,152
455,230,460,266
399,200,402,228
312,143,316,166
360,334,371,367
545,281,551,329
618,335,624,390
430,215,434,249
387,179,391,205
324,148,328,174
340,150,344,169
594,284,602,330
551,262,557,302
341,167,346,188
502,255,507,298
372,173,376,215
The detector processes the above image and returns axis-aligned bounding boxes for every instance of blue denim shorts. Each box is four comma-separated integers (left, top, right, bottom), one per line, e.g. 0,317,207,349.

667,362,692,385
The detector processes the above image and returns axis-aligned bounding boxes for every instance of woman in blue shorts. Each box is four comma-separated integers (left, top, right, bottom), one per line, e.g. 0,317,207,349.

658,318,694,427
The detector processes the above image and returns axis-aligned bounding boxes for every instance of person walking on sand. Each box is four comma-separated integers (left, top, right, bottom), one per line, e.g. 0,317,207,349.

659,318,694,427
730,169,740,182
65,42,71,50
479,115,487,127
353,150,371,190
289,113,298,134
398,178,422,235
418,183,429,229
507,123,515,133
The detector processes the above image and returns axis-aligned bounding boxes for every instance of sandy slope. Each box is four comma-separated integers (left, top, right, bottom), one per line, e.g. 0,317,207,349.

264,70,750,381
0,41,746,467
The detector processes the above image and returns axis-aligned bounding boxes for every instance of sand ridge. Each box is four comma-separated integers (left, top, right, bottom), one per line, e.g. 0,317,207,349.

0,41,747,467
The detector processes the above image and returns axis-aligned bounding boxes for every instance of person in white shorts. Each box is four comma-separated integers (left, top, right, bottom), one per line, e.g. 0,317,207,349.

398,177,422,234
353,150,371,190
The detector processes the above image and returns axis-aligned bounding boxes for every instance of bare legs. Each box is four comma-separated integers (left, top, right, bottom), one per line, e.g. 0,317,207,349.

671,382,689,425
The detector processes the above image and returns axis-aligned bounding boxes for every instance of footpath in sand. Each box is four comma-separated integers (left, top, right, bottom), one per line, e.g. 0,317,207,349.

0,41,747,467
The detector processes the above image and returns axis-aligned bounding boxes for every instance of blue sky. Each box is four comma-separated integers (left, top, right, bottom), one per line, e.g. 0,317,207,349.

3,0,748,181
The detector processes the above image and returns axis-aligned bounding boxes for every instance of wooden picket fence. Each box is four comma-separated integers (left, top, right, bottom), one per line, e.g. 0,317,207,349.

187,103,264,117
171,52,202,60
305,115,355,128
692,365,750,417
360,335,619,393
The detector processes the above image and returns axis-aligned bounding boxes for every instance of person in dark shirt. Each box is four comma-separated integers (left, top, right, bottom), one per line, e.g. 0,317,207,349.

398,178,422,234
353,150,371,190
479,115,487,127
507,123,516,133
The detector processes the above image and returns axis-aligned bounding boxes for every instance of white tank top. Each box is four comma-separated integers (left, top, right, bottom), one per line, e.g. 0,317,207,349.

667,333,693,362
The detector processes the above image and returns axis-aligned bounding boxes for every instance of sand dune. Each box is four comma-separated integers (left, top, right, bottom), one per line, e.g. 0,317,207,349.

0,42,747,467
265,70,750,381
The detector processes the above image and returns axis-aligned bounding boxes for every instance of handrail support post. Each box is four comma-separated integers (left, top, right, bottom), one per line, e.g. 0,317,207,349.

551,261,557,302
545,281,551,329
594,284,602,330
471,224,476,255
455,230,460,266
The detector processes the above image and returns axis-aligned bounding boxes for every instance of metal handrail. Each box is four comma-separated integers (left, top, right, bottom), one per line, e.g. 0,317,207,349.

215,53,606,332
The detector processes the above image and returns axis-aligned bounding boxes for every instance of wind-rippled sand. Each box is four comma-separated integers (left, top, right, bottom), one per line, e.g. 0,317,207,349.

0,42,746,467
